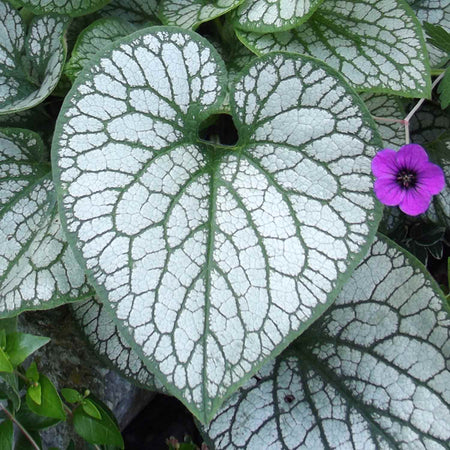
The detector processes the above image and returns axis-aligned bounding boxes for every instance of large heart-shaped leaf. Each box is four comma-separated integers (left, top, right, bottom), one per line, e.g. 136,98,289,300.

203,234,450,448
12,0,109,16
65,18,137,82
237,0,431,97
0,1,70,115
232,0,325,33
406,0,450,68
53,28,381,422
159,0,244,30
72,298,164,392
0,128,91,318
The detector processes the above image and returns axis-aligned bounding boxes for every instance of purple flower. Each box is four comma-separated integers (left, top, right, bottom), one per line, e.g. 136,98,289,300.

372,144,445,216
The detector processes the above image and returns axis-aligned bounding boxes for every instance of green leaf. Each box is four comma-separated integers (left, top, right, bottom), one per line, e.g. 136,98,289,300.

82,398,102,420
15,400,61,430
61,388,83,404
12,0,109,16
0,1,70,115
237,0,431,97
53,28,382,422
26,374,66,420
73,398,124,448
0,420,13,450
27,383,42,406
406,0,450,67
0,348,13,373
0,128,92,318
0,318,17,335
25,362,39,383
232,0,325,33
438,66,450,109
0,373,21,412
14,429,42,450
65,18,137,83
97,0,159,24
72,299,164,392
159,0,244,30
423,22,450,53
5,333,50,367
203,234,450,448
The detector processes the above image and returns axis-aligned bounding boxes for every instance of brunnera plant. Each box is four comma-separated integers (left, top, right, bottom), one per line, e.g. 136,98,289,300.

0,0,449,448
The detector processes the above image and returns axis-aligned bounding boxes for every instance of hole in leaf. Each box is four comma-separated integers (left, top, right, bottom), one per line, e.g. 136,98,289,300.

284,394,295,404
198,113,238,146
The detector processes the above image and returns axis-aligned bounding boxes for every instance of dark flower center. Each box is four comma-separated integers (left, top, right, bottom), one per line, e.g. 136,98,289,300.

396,169,417,188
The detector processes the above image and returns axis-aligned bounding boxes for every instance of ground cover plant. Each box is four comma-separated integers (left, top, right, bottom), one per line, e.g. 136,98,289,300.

0,0,449,448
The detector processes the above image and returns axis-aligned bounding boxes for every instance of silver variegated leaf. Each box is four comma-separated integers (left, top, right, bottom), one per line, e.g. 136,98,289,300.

237,0,431,97
0,1,70,115
53,28,381,422
12,0,109,16
361,94,405,149
406,0,450,68
203,234,450,449
72,298,165,391
65,18,137,82
0,128,91,318
159,0,244,30
232,0,325,33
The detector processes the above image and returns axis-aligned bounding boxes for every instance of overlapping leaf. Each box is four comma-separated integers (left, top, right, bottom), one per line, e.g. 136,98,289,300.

0,128,91,318
12,0,109,16
159,0,244,30
72,298,164,391
232,0,325,33
203,235,450,449
407,0,450,67
0,0,70,115
65,18,137,82
237,0,431,97
97,0,159,24
53,28,381,422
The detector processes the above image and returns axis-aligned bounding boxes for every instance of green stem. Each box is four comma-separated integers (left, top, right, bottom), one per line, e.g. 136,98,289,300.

0,403,41,450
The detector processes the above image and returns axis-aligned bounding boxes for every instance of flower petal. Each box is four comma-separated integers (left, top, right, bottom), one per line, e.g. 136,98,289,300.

371,149,398,178
399,187,432,216
417,162,446,195
396,144,429,171
374,177,404,206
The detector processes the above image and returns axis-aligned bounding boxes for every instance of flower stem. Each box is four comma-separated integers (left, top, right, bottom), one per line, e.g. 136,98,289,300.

0,403,41,450
403,72,445,144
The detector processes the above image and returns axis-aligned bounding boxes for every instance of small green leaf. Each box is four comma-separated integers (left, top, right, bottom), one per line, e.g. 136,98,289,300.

5,333,50,367
0,373,20,412
16,400,61,431
61,388,83,404
27,383,42,406
82,398,102,420
438,66,450,109
0,348,13,373
423,22,450,53
25,362,39,383
73,398,124,448
26,374,66,420
0,318,17,335
0,420,13,450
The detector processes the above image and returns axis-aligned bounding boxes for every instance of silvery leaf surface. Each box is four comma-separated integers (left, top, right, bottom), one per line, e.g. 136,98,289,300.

72,298,165,392
0,1,70,115
65,18,137,82
406,0,450,67
53,28,381,422
159,0,244,30
203,234,450,449
361,94,405,149
237,0,431,97
0,128,91,318
97,0,159,24
232,0,325,33
13,0,109,16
